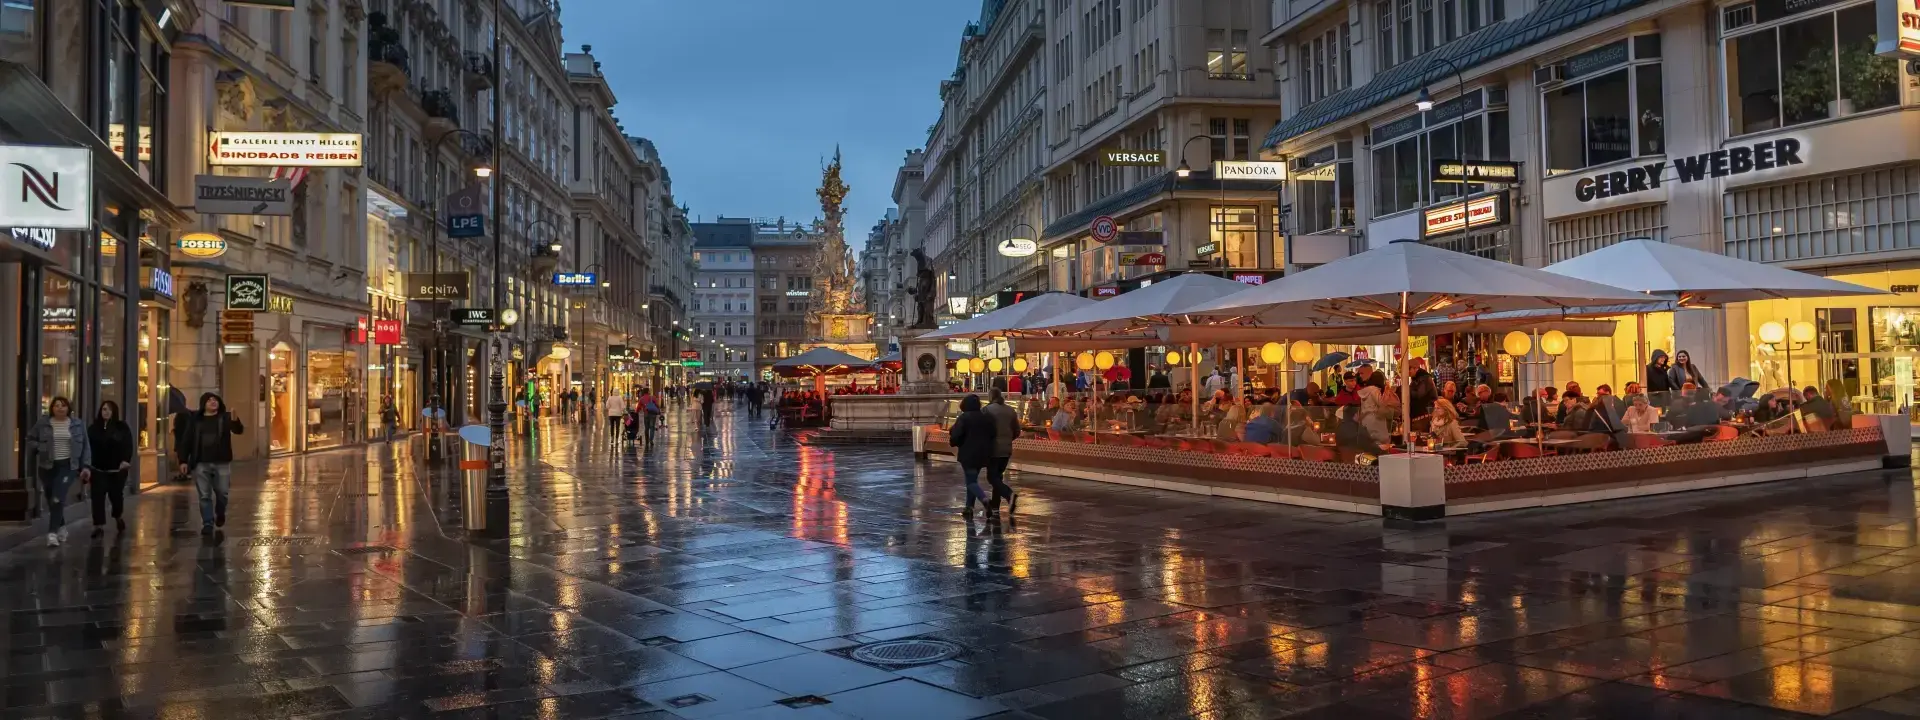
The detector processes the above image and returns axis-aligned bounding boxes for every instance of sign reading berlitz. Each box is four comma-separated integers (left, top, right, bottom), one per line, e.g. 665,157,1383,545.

209,132,364,167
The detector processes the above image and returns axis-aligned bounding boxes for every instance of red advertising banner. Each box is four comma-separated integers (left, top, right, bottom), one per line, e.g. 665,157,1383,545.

372,318,402,345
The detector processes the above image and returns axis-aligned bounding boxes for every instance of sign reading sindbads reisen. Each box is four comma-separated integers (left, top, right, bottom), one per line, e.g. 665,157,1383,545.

209,132,363,167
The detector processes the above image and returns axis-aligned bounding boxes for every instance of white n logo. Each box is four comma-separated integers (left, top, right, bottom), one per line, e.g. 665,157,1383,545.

12,164,67,211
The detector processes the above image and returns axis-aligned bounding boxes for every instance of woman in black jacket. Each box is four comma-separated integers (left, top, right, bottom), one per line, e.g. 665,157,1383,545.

87,400,135,536
947,394,997,519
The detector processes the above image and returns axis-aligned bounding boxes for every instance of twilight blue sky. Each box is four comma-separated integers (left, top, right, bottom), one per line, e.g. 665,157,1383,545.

563,0,981,246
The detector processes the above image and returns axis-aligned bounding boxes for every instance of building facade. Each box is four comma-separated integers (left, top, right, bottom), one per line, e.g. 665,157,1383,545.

564,46,648,400
634,135,694,390
752,219,819,376
1039,0,1281,296
0,0,196,488
171,0,370,457
1260,0,1920,415
690,217,757,380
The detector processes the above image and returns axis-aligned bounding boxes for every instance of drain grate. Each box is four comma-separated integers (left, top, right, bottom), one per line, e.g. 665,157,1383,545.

335,545,401,556
665,694,712,708
776,695,831,708
238,536,323,547
848,638,964,667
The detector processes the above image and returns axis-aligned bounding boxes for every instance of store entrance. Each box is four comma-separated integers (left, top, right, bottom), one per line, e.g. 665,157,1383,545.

269,343,296,453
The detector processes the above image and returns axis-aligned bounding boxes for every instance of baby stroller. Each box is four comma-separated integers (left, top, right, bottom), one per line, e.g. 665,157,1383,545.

623,410,640,445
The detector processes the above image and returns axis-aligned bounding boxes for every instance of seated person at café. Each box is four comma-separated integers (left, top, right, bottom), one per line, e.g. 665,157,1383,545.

1430,398,1468,446
1304,381,1330,406
1242,400,1281,443
1475,392,1518,439
1667,388,1725,442
1560,396,1593,431
1622,393,1659,433
1216,397,1249,441
1284,405,1324,447
1332,373,1362,406
1334,404,1388,457
1049,400,1079,432
1032,397,1061,427
1459,384,1492,423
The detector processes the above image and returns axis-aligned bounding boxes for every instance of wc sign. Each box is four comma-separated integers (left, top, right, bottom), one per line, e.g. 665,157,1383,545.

0,145,92,230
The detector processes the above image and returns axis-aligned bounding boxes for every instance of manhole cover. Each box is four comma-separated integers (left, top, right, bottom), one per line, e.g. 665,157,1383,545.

849,639,963,666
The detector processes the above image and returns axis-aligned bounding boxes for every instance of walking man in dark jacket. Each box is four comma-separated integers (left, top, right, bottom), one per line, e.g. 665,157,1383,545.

982,390,1021,517
177,393,244,534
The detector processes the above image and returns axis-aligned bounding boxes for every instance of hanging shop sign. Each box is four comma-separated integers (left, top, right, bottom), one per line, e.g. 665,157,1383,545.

225,274,270,310
994,290,1043,308
1195,242,1219,256
785,290,810,297
1099,149,1164,166
1115,230,1164,245
178,231,229,258
997,237,1037,257
679,349,701,360
444,183,487,238
452,308,496,327
405,271,471,300
208,132,363,167
193,175,294,215
219,309,254,343
1092,285,1121,297
353,316,369,344
552,272,597,287
607,344,631,360
268,293,295,314
107,124,153,161
372,318,403,345
1878,0,1920,58
1213,161,1288,181
1119,251,1166,266
1431,159,1520,184
1090,215,1118,243
147,267,174,298
1232,273,1269,285
8,227,54,251
975,294,1001,312
0,145,92,230
1422,193,1507,237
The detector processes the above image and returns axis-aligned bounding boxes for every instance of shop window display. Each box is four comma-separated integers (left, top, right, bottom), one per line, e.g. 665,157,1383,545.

41,274,80,413
269,344,295,453
1724,2,1897,136
307,342,358,449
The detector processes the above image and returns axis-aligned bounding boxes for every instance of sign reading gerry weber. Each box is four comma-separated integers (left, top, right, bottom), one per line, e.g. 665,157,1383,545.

1571,138,1806,203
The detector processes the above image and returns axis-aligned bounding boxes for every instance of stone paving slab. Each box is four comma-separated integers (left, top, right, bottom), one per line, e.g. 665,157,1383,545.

0,404,1916,718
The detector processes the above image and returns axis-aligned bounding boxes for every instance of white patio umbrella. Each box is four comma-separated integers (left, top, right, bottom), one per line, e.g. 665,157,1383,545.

1542,239,1887,372
1183,240,1654,446
1018,274,1263,417
923,292,1097,399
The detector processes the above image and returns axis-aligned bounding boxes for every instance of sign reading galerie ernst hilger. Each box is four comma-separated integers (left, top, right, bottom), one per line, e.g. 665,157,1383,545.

209,132,364,167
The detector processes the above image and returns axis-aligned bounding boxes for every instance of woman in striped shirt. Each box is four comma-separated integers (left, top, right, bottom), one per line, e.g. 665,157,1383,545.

27,397,91,547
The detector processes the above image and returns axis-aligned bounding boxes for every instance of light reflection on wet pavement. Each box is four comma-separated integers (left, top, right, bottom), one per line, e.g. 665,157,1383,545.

3,404,1920,718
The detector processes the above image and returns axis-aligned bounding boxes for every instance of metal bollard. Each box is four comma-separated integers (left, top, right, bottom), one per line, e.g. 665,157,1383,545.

912,425,928,461
463,442,487,532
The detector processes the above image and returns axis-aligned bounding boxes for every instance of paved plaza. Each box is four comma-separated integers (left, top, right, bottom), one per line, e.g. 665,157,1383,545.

4,404,1920,719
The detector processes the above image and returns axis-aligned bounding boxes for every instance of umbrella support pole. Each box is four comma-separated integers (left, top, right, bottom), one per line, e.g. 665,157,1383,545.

1399,304,1412,451
1190,342,1201,431
1637,312,1648,385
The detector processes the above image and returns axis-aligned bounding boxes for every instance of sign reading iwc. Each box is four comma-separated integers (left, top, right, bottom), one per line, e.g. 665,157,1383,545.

209,132,364,167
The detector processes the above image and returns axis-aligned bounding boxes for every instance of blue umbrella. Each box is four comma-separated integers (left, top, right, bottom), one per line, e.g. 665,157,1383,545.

1310,352,1349,372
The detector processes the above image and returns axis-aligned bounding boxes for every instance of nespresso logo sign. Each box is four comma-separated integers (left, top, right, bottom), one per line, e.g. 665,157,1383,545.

1575,138,1805,203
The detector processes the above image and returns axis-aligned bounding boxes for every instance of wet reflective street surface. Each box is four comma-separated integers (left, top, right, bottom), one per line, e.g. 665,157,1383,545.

7,406,1920,719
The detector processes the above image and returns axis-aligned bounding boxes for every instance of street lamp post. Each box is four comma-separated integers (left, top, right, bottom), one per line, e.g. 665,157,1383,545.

513,216,561,436
484,0,510,538
1413,56,1476,240
425,127,490,466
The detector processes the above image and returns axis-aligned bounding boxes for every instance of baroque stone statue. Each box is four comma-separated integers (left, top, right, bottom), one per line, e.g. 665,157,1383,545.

908,248,937,330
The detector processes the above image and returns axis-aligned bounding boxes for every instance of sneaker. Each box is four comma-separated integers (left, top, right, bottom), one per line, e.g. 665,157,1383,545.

201,524,214,536
45,533,58,547
57,528,67,542
215,511,226,528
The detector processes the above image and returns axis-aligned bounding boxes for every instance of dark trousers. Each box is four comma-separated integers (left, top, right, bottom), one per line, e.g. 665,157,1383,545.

90,469,126,525
985,456,1014,506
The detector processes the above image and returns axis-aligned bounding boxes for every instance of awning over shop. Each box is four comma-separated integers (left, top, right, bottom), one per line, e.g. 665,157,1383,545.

0,61,192,230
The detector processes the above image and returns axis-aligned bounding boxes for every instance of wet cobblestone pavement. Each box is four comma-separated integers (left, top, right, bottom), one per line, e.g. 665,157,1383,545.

7,405,1920,718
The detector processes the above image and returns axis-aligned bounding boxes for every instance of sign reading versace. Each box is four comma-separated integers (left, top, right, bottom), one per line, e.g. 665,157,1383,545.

1100,149,1165,166
1573,137,1805,203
